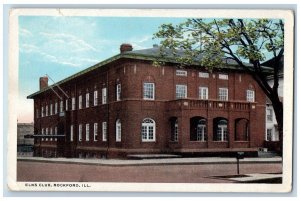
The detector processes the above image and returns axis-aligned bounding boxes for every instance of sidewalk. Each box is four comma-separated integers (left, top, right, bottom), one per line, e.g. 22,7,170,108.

17,156,282,166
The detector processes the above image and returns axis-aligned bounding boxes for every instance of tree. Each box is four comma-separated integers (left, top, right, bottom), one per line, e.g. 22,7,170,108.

154,18,284,153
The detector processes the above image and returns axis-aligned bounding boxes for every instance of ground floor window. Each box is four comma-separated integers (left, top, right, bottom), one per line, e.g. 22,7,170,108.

116,119,121,142
190,117,207,141
266,128,273,141
141,118,156,142
213,118,228,141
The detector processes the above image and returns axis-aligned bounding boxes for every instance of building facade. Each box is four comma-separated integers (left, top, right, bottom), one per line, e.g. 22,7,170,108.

28,44,266,158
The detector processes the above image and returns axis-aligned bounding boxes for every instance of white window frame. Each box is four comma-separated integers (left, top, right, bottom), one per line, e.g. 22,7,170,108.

94,90,98,106
72,97,76,110
86,93,90,108
199,87,208,100
102,122,107,141
176,84,187,99
41,128,44,141
54,126,57,141
176,70,187,76
266,128,273,141
94,123,98,141
65,99,68,111
116,119,121,142
218,88,228,101
219,73,228,80
55,102,58,114
50,104,53,115
45,128,49,141
79,95,82,109
199,72,209,78
116,83,121,101
141,118,156,142
78,124,82,142
45,105,48,116
143,82,155,100
102,88,107,104
50,127,53,141
70,125,74,142
41,106,44,117
267,108,273,122
246,90,255,102
60,100,63,112
86,124,90,141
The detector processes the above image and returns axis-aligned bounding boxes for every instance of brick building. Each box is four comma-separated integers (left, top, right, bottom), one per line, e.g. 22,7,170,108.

27,44,266,158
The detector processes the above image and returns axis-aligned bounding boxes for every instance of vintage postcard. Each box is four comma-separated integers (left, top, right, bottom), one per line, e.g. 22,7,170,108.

7,9,294,192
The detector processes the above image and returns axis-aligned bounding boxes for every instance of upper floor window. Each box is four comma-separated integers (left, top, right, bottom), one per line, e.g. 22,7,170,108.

41,106,44,117
55,102,58,114
141,118,156,142
176,84,187,99
176,70,187,76
143,83,155,100
50,104,53,115
79,95,82,109
102,122,107,141
70,125,74,142
72,97,76,110
199,72,209,78
246,90,255,102
116,119,121,142
86,93,90,108
86,124,90,141
116,83,121,101
267,108,273,122
94,90,98,106
55,127,57,135
102,88,107,104
199,87,208,100
45,105,48,116
78,124,82,142
65,99,68,111
94,123,98,141
218,88,228,101
60,100,63,112
219,74,228,80
45,128,49,141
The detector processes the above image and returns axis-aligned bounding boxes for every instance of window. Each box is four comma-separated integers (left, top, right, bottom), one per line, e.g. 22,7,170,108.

55,126,57,141
176,84,187,99
86,124,89,141
141,118,156,142
266,129,273,141
196,120,207,141
94,90,98,106
36,108,39,118
267,109,273,121
79,95,82,109
246,90,255,102
143,83,155,100
199,72,209,78
199,87,208,100
41,106,44,117
102,122,107,141
219,74,228,80
171,119,178,142
50,104,53,115
45,128,49,141
55,102,58,114
42,128,44,141
70,125,74,142
216,120,228,141
116,83,121,101
116,119,121,142
50,127,53,141
65,99,68,111
45,105,48,116
86,93,90,108
176,70,187,76
102,88,107,104
60,100,63,112
78,124,82,141
72,97,75,110
94,123,98,141
218,88,228,101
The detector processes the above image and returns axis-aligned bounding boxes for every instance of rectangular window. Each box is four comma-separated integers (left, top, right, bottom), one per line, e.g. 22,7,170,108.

78,124,82,142
55,102,58,114
86,124,89,141
267,109,273,122
94,123,98,141
116,83,121,101
41,106,44,117
102,122,107,141
218,88,228,101
45,105,48,116
143,83,155,100
176,84,187,99
65,99,68,111
79,95,82,109
60,100,63,112
94,90,98,106
199,72,209,78
246,90,255,102
72,97,76,110
176,70,187,76
199,87,208,100
219,74,228,80
267,128,273,141
42,128,44,141
50,127,53,141
55,126,57,141
45,128,49,141
102,88,107,104
86,93,90,108
50,104,53,115
70,125,73,142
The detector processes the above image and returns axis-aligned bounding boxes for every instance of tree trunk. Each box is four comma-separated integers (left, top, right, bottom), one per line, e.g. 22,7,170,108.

271,96,283,155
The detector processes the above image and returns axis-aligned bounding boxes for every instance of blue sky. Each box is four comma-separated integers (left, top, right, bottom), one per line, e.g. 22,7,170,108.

18,16,187,122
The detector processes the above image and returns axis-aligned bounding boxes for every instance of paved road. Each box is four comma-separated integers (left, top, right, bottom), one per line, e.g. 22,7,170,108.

17,161,282,183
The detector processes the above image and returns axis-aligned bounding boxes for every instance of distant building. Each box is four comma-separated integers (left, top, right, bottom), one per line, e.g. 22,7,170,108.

27,44,268,158
17,123,34,156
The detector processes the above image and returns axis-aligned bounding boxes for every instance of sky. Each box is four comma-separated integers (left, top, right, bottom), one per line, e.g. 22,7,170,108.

18,16,188,123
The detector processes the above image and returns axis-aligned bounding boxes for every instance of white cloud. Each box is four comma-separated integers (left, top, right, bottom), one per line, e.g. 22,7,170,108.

19,28,33,37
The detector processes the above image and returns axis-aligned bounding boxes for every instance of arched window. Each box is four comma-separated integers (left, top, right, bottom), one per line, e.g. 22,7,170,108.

196,119,207,141
141,118,156,142
116,119,121,142
190,117,207,141
216,119,228,141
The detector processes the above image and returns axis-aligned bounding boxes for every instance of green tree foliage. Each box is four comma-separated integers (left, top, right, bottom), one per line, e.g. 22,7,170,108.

154,18,284,152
